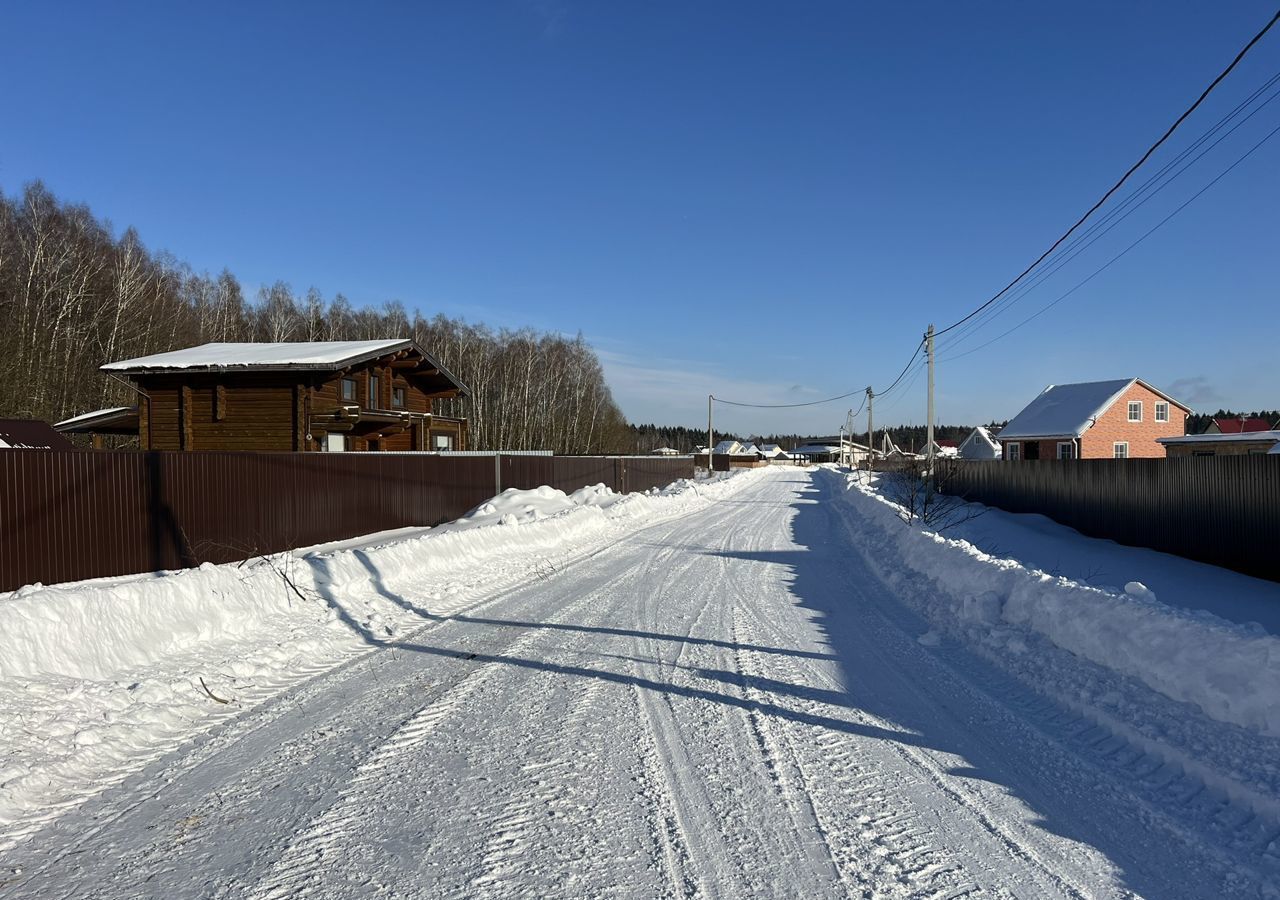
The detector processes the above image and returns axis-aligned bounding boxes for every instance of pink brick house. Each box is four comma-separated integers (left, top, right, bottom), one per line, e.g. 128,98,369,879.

998,378,1190,461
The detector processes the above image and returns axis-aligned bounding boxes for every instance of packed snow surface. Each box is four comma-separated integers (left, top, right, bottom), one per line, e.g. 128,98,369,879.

4,467,1280,898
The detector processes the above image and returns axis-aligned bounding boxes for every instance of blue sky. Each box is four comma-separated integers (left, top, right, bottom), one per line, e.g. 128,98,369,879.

2,1,1277,434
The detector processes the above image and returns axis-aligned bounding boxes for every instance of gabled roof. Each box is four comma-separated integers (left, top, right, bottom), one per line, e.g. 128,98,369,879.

958,426,1002,459
102,340,469,395
997,378,1189,440
0,419,75,450
712,440,743,455
1208,416,1277,434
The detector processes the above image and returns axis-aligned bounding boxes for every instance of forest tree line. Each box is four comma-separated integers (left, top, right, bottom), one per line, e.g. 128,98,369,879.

0,182,633,453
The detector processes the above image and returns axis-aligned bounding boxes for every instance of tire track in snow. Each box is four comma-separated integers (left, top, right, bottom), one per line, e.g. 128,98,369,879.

248,563,640,900
819,473,1280,894
718,474,1086,898
624,476,851,898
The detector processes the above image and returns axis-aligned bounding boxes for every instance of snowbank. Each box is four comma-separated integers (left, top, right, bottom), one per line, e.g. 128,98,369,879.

0,469,756,849
825,469,1280,740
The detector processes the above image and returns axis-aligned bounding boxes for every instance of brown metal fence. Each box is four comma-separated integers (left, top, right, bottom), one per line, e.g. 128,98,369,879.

0,452,694,592
938,456,1280,581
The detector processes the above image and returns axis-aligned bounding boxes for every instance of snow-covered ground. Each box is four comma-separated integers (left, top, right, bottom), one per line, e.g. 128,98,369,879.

3,466,1280,898
0,473,750,853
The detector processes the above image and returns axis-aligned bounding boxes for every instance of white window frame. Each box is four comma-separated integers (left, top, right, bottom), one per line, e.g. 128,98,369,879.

1113,441,1129,459
434,433,454,451
1006,442,1021,461
1154,401,1169,422
1128,400,1142,422
1057,441,1075,460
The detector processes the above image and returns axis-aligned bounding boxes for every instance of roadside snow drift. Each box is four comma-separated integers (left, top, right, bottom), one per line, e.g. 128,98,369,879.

0,471,755,850
826,469,1280,740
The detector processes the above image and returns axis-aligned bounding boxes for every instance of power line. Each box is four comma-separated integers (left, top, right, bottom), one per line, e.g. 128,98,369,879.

936,66,1280,355
712,386,868,409
934,7,1280,340
939,115,1280,363
712,337,922,410
871,339,926,398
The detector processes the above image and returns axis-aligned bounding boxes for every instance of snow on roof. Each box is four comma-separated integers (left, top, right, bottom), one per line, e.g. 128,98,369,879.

102,340,410,373
791,444,840,455
712,440,744,455
1158,430,1280,444
958,426,1001,459
998,379,1138,440
54,406,135,429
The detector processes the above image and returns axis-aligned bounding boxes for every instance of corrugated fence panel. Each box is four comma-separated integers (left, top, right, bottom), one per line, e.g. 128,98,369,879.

0,451,695,592
939,457,1280,582
620,457,696,493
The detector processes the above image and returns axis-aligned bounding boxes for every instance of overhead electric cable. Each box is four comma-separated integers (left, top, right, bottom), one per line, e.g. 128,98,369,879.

871,339,926,397
936,67,1280,354
938,115,1280,363
933,7,1280,340
712,386,868,409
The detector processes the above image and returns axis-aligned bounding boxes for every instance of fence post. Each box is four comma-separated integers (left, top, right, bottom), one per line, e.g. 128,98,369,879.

495,453,502,496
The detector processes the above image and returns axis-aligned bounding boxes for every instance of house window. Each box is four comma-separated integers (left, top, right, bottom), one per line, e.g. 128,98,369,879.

1113,442,1129,459
1057,441,1075,460
1128,401,1142,422
340,378,357,402
324,433,347,452
392,386,406,409
1155,402,1169,422
1194,450,1216,457
368,374,381,407
434,433,454,451
1006,442,1020,461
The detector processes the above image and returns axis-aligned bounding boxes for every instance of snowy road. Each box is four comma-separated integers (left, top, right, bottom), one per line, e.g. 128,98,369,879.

5,469,1277,898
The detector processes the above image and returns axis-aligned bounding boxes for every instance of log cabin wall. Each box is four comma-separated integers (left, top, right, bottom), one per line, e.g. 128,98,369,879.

130,353,464,452
138,374,303,451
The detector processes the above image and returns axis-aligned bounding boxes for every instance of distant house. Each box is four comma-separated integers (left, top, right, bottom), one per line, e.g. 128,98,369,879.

650,446,680,456
1202,416,1278,434
957,426,1001,460
56,340,469,452
0,419,75,450
712,439,745,456
1158,430,1280,458
791,443,841,463
997,378,1189,460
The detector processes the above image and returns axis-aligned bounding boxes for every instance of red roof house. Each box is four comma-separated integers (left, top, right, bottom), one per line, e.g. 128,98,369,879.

1203,416,1278,434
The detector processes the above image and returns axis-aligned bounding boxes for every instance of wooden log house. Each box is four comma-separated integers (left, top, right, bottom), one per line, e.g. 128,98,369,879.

56,340,470,452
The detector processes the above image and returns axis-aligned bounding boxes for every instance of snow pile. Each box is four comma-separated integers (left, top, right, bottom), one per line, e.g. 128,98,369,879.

0,468,755,849
825,469,1280,740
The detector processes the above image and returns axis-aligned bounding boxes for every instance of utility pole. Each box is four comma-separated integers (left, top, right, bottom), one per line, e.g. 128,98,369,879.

926,323,936,463
707,394,713,474
866,387,874,475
